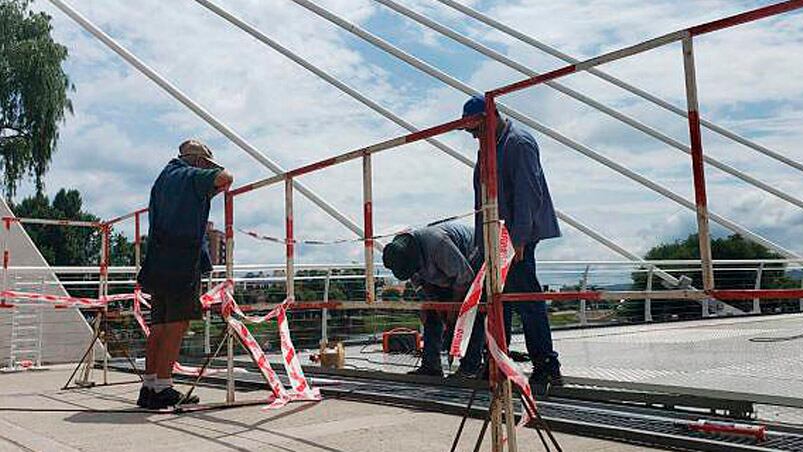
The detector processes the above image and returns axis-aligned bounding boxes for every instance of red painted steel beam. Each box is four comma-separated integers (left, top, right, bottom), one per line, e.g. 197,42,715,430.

104,207,148,226
488,1,803,99
228,115,481,198
689,0,803,36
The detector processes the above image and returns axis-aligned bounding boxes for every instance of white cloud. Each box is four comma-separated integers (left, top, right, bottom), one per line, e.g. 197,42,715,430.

21,0,802,274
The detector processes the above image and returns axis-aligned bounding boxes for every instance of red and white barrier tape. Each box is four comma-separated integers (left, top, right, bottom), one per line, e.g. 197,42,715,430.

485,315,537,428
199,280,321,408
450,224,515,358
0,289,152,309
132,287,245,377
239,209,478,246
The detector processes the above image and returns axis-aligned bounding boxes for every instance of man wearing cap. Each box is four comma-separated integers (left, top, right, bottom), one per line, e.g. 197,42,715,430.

136,139,233,409
382,222,484,377
462,96,563,393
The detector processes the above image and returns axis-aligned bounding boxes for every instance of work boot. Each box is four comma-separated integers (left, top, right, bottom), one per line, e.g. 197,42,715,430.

446,366,482,384
407,366,444,378
136,386,153,408
529,359,563,397
148,387,200,410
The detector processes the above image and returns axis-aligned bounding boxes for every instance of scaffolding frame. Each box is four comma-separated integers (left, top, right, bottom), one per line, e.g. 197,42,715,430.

41,0,803,450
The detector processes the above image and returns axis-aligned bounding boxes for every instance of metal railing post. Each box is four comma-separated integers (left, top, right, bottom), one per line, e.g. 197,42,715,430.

682,36,715,317
224,192,235,403
579,265,589,326
363,154,375,304
321,267,331,345
799,277,803,313
2,218,10,308
752,263,764,314
204,275,212,355
645,265,654,322
134,211,142,273
285,178,295,301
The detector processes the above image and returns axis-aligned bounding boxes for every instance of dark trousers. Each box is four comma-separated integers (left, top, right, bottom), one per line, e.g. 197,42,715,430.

504,243,559,372
420,287,483,373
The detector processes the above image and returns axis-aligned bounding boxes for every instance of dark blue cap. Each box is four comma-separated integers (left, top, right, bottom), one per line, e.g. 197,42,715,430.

462,95,486,118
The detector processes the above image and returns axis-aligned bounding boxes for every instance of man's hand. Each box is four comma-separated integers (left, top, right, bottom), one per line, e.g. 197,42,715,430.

213,169,234,194
514,244,525,262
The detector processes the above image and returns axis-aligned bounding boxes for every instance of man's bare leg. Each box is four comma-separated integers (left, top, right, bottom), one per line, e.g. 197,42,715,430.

156,320,189,378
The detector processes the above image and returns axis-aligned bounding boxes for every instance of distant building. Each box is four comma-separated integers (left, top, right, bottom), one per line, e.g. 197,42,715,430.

206,221,226,265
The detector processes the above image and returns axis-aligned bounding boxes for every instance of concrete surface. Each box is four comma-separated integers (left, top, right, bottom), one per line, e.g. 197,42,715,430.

0,365,658,451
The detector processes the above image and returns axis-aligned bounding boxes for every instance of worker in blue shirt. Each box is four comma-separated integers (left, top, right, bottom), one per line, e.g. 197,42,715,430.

137,140,233,409
382,222,484,377
462,96,563,393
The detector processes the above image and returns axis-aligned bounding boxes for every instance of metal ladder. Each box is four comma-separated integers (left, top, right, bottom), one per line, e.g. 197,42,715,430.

6,303,43,371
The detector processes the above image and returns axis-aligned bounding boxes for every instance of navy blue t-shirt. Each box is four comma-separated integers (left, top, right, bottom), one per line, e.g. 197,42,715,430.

138,158,220,294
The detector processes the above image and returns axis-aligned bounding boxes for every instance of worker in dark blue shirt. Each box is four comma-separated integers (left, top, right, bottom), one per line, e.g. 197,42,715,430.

462,95,563,393
137,140,233,409
382,222,483,377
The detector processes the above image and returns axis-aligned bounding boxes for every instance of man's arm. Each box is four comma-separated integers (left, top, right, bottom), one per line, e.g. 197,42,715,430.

509,137,543,261
433,240,475,301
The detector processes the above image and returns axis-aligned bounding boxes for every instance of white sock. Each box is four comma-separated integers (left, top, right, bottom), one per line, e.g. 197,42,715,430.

143,374,156,389
153,378,173,392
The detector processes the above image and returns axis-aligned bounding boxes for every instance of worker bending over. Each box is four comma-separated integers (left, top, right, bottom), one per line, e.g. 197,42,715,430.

462,96,563,394
383,222,484,378
137,140,233,409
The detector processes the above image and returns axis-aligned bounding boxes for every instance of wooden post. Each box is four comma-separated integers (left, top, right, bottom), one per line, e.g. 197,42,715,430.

480,95,517,452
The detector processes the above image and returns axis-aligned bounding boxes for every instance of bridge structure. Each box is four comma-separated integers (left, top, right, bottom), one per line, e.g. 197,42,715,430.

1,1,802,451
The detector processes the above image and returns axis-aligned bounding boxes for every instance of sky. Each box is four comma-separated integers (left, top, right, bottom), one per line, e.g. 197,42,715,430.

22,0,803,270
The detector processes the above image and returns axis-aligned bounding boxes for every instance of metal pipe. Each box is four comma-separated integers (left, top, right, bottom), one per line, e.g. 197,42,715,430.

134,212,142,274
682,37,715,299
435,0,803,174
579,265,589,327
752,263,764,314
488,1,803,96
193,0,685,287
224,192,235,403
2,216,100,228
49,0,371,247
645,265,654,322
375,0,803,209
2,219,10,308
363,154,375,304
322,267,331,343
288,0,799,259
285,178,295,301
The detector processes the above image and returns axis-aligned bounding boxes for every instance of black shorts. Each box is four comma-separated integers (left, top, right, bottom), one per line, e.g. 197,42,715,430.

150,283,202,324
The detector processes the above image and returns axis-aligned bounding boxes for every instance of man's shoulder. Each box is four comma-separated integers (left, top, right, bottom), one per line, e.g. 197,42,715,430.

507,123,538,150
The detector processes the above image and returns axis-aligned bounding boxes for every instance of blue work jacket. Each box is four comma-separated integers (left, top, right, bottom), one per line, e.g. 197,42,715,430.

473,119,561,250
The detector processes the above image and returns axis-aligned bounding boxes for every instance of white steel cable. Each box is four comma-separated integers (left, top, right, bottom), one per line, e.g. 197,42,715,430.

375,0,803,210
435,0,803,174
192,0,680,284
288,0,800,259
48,0,382,252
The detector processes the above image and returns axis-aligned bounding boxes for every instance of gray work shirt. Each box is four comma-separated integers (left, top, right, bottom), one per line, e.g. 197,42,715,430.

410,222,475,294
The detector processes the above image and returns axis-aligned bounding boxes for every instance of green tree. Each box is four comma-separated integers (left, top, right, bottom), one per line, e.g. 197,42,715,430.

12,188,140,265
0,0,73,198
619,233,798,321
